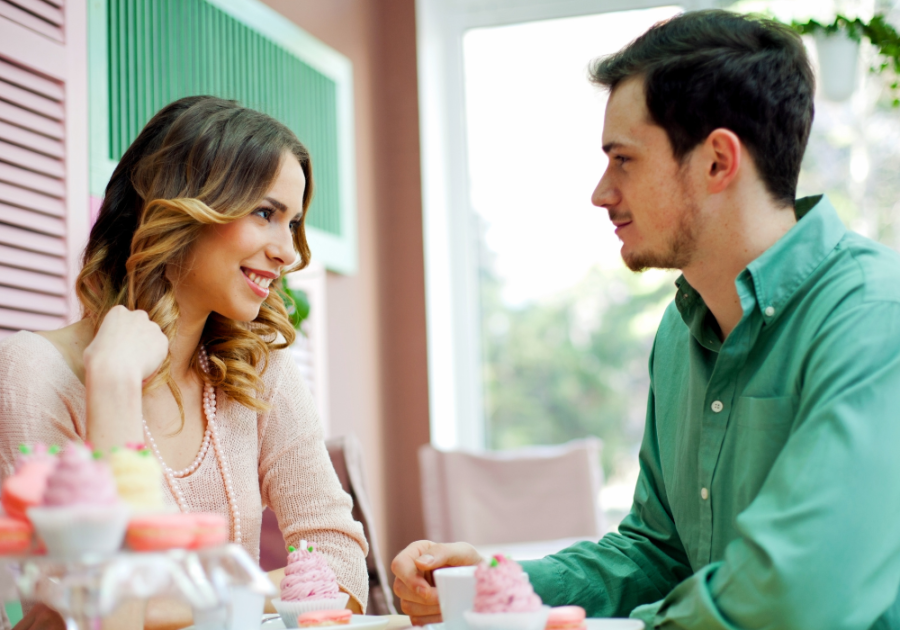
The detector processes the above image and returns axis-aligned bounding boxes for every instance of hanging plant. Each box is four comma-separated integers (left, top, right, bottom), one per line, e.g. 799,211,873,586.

280,277,311,333
790,14,900,107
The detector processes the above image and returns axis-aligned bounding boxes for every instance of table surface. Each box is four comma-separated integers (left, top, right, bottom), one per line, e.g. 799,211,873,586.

385,615,413,630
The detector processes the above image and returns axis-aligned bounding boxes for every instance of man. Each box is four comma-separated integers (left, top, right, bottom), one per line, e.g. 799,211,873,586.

392,10,900,629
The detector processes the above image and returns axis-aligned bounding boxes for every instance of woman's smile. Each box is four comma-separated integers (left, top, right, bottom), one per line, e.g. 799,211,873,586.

241,267,276,298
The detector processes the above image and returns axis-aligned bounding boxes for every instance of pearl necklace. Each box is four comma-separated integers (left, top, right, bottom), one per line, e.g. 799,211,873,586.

141,346,242,544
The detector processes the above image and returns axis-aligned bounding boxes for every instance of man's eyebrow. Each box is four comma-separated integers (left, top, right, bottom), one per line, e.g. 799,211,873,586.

602,141,629,154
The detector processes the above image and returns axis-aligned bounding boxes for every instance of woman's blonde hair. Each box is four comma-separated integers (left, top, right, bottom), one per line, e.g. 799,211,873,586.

76,96,313,418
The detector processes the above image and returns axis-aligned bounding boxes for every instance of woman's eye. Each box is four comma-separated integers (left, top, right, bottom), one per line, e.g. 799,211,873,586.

614,155,629,165
289,219,301,231
254,207,274,221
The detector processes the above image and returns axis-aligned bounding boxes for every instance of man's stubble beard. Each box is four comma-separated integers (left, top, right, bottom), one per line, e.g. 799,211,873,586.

622,177,701,273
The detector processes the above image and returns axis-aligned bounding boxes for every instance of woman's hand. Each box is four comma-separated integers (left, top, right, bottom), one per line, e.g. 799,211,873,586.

83,306,169,450
84,305,168,384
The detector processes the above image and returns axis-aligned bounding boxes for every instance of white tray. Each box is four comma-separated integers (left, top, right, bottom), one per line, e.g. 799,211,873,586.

425,620,643,630
261,615,390,629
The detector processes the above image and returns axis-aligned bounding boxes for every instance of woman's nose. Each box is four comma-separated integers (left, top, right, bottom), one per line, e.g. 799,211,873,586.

268,225,297,267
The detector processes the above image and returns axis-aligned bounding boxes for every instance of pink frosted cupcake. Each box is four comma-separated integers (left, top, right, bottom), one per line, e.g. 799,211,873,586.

27,443,129,558
272,541,349,628
2,444,59,521
464,555,550,630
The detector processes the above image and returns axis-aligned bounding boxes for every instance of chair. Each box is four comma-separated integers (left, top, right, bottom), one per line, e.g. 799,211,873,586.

259,434,396,614
418,438,605,551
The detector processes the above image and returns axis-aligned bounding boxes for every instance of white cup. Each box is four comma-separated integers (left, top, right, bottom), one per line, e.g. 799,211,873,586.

434,566,477,630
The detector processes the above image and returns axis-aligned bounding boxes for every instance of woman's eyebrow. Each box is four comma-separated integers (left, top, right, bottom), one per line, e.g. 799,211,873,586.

264,196,288,212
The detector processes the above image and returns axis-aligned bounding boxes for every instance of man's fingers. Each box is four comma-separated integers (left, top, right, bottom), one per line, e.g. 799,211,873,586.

413,542,482,572
393,576,438,605
400,597,442,618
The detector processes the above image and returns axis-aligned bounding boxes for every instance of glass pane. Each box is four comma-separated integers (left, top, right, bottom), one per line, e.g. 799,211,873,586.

463,6,682,529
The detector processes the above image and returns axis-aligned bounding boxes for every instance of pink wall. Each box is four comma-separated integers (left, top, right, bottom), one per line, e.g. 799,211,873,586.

259,0,431,567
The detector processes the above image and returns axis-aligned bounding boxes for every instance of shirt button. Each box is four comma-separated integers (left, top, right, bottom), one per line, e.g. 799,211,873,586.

711,400,724,413
764,306,775,317
701,487,709,500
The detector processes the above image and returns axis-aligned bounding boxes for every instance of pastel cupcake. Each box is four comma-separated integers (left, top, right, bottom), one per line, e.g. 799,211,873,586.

2,444,59,521
13,443,60,473
272,541,349,628
27,443,129,558
464,555,550,630
109,444,167,512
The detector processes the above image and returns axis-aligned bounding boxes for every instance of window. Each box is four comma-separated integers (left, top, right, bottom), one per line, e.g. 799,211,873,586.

463,6,681,527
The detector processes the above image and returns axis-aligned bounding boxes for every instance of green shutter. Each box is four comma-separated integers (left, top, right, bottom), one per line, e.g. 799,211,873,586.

89,0,357,273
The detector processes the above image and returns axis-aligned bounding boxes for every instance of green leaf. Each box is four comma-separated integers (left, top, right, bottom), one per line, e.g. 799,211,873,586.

280,278,311,331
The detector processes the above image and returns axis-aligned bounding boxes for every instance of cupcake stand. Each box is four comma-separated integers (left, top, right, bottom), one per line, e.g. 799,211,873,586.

0,544,275,630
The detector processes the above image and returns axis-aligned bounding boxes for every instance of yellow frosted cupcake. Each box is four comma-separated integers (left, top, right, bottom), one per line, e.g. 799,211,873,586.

109,444,166,512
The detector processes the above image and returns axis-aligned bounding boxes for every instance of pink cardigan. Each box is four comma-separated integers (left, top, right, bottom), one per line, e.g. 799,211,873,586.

0,331,369,609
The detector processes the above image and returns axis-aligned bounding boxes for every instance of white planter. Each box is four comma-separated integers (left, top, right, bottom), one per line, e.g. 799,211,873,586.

814,32,860,102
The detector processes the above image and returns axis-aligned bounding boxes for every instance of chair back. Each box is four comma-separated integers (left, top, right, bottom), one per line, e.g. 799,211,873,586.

418,438,604,546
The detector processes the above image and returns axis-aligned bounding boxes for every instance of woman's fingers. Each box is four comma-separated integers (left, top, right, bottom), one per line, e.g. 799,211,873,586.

86,305,169,383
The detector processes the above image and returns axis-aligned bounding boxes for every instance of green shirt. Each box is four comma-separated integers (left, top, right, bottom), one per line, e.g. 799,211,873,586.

521,196,900,629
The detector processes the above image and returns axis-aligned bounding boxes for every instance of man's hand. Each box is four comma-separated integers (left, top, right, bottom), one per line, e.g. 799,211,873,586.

391,540,483,626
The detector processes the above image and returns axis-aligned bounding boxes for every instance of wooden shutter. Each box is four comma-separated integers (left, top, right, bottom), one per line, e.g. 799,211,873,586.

0,0,85,340
89,0,357,273
0,0,64,42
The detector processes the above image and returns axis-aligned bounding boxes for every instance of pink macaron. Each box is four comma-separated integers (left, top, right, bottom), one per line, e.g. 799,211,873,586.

297,609,352,627
126,513,196,551
545,606,586,630
190,512,228,549
0,517,32,554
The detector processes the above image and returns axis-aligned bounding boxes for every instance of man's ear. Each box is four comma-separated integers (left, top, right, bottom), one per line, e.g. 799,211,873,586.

704,128,742,194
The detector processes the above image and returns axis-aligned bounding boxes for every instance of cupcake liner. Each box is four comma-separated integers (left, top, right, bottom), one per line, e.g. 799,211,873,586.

464,606,551,630
272,593,350,628
27,504,129,559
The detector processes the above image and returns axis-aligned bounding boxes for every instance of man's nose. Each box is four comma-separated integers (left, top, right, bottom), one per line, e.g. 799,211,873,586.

592,171,619,208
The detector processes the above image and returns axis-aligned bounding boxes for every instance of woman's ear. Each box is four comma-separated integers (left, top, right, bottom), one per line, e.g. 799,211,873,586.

704,128,742,194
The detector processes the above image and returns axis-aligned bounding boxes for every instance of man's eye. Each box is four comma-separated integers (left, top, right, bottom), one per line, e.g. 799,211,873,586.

615,155,629,165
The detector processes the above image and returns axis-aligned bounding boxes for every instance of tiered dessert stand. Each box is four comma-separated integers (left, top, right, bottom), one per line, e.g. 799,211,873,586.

0,544,275,630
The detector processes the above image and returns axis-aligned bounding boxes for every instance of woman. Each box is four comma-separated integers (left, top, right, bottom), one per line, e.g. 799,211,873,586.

0,96,368,627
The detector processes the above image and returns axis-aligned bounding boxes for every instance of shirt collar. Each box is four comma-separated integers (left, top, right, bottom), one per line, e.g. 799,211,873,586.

675,195,846,339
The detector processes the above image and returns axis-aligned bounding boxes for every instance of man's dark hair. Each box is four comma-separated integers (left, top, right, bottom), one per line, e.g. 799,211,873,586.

591,10,815,207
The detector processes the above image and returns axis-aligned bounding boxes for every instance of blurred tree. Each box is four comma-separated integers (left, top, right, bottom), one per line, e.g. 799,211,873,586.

479,236,677,477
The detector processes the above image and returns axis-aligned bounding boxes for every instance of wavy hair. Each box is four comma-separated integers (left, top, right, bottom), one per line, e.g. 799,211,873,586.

76,96,313,418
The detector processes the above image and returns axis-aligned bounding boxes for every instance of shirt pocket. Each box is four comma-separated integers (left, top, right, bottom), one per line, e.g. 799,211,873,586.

722,395,799,511
732,394,798,430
